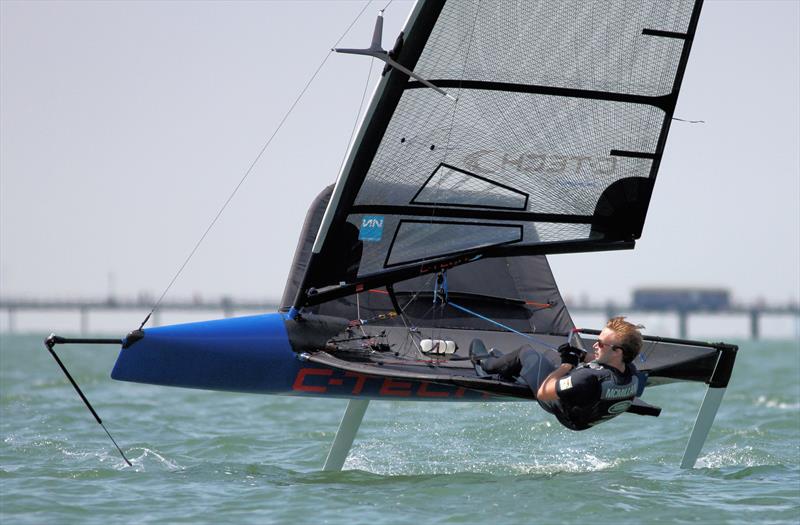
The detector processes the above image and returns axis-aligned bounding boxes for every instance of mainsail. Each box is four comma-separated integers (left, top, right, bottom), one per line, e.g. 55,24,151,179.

295,0,702,309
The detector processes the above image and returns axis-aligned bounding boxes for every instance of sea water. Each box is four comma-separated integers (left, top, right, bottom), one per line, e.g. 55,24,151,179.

1,334,798,524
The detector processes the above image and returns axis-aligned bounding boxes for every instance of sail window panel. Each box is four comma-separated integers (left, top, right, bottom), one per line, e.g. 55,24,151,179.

414,0,693,97
348,215,524,276
348,212,595,278
531,222,594,243
348,212,608,278
353,88,659,218
385,220,523,267
412,164,528,210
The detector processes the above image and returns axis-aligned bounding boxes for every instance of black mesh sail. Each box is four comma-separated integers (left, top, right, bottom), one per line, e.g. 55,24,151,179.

282,186,575,335
296,0,702,308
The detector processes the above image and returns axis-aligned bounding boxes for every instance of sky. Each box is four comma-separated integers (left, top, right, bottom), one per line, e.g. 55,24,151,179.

2,0,799,315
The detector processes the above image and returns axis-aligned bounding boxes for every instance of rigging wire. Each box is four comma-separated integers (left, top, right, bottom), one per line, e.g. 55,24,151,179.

368,288,426,357
349,57,378,341
439,0,480,164
138,1,377,330
420,2,481,346
395,274,436,358
396,308,424,357
338,56,376,222
447,300,558,351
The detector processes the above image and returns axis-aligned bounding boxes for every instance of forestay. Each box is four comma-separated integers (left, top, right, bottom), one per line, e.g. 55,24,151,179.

296,0,702,309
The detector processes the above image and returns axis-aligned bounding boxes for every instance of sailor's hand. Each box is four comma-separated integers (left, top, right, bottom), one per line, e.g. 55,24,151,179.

558,343,584,367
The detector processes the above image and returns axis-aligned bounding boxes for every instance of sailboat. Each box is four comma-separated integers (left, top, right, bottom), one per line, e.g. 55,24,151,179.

48,0,737,471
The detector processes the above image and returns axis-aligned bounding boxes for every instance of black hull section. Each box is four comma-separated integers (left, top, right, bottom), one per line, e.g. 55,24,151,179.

287,314,738,405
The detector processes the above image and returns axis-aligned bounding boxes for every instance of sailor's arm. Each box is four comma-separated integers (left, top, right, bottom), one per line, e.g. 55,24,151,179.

536,364,574,401
537,344,586,401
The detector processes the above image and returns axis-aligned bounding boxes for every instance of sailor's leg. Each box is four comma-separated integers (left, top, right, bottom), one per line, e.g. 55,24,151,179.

518,347,557,392
480,348,523,380
322,399,369,471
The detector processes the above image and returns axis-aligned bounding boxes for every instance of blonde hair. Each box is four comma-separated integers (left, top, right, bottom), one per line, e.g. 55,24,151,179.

606,316,644,363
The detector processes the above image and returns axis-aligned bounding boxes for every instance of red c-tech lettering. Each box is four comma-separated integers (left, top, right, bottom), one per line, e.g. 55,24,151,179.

379,378,412,397
292,368,332,393
417,382,449,398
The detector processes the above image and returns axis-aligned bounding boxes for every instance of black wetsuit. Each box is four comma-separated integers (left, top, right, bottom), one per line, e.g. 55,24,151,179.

480,346,639,430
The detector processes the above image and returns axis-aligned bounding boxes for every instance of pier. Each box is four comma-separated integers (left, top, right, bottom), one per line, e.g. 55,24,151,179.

0,295,797,339
576,300,799,340
0,296,278,335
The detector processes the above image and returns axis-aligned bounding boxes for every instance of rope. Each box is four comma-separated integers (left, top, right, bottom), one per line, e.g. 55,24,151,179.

447,300,557,351
139,1,377,329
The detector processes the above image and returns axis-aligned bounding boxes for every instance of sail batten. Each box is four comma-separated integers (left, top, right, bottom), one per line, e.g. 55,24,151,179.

406,80,676,110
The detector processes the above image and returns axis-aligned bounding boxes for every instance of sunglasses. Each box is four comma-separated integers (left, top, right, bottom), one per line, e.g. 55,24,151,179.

595,340,625,352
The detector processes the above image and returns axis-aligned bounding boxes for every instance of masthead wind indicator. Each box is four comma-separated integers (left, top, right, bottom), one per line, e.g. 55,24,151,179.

334,11,457,101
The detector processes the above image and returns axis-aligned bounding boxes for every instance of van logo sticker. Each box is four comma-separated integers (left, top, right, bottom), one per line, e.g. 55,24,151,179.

359,215,384,242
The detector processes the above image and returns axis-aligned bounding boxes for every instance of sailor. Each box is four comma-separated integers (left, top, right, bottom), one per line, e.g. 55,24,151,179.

470,317,643,430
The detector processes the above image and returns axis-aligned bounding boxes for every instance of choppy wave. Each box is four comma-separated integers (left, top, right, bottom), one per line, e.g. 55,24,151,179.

2,335,799,525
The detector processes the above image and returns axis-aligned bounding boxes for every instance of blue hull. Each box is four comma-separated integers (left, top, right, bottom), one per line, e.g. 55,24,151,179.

111,313,495,401
112,313,300,395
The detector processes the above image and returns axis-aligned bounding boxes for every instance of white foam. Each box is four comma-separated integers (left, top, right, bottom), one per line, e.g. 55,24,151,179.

695,445,765,469
755,395,800,410
126,447,184,472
